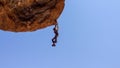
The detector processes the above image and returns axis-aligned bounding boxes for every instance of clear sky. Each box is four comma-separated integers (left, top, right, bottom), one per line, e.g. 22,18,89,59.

0,0,120,68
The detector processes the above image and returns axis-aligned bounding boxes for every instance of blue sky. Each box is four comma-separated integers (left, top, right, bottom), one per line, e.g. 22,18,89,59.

0,0,120,68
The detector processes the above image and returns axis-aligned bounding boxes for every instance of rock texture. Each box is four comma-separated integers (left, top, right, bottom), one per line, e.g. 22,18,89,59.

0,0,64,32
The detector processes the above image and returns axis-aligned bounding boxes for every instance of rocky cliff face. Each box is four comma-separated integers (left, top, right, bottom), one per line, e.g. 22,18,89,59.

0,0,64,32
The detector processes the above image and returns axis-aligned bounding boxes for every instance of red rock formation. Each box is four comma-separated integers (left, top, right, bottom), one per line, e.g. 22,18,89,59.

0,0,65,32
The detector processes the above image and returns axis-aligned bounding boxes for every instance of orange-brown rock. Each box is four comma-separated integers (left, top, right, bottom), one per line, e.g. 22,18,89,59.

0,0,64,32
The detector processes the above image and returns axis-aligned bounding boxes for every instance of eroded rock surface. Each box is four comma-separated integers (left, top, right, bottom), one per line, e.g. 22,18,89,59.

0,0,64,32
